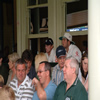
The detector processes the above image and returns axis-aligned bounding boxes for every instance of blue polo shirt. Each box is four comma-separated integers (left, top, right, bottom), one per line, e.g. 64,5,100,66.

32,81,57,100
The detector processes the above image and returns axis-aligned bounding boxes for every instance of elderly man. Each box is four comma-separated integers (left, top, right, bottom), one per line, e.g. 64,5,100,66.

9,58,35,100
32,61,57,100
52,45,66,85
53,57,88,100
59,32,81,63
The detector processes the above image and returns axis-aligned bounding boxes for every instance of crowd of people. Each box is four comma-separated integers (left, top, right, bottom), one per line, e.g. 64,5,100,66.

0,32,88,100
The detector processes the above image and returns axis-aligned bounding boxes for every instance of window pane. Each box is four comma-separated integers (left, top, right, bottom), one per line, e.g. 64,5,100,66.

73,35,88,52
27,0,36,6
66,0,88,32
29,37,48,61
29,7,48,34
38,0,48,4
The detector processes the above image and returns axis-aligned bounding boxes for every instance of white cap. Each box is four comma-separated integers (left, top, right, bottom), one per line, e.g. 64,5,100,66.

59,32,75,44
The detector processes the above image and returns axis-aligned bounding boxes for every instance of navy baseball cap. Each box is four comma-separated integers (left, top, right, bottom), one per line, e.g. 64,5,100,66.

56,45,66,58
45,38,53,45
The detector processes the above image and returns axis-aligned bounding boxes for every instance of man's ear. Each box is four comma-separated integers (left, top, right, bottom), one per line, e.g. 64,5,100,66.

46,70,49,76
72,67,76,74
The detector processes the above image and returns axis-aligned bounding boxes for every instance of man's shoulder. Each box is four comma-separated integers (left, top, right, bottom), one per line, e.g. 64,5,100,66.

46,81,57,90
70,44,80,50
24,76,33,87
53,64,59,70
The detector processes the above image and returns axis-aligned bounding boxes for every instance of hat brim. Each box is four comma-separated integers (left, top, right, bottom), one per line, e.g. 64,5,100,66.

59,36,75,44
59,36,66,40
49,62,58,67
70,41,75,44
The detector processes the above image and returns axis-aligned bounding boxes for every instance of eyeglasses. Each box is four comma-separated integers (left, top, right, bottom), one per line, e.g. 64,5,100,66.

37,70,47,74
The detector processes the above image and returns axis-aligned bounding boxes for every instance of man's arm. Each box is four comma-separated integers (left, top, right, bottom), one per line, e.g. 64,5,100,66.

32,78,46,100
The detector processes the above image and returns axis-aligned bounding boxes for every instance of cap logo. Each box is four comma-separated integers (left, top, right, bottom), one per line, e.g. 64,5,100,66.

58,50,63,53
49,40,51,43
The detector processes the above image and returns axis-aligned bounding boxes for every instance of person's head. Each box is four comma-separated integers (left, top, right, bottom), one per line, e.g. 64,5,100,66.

37,61,51,87
59,32,74,49
0,75,4,88
81,51,88,78
0,85,15,100
22,49,33,71
45,38,54,55
56,45,66,69
8,52,20,70
15,58,27,85
35,52,48,72
63,57,79,83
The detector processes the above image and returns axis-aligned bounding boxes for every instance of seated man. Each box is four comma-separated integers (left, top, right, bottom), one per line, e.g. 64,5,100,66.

52,45,66,85
53,57,88,100
9,58,35,100
32,61,57,100
22,49,36,79
45,38,56,62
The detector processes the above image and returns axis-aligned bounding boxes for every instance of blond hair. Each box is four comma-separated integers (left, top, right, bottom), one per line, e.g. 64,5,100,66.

8,52,20,63
0,85,15,100
35,52,48,71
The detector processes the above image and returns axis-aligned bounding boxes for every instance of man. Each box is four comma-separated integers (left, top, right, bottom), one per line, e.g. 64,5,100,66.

9,58,35,100
32,61,57,100
52,45,66,85
22,49,36,79
59,32,81,63
53,57,88,100
45,38,56,62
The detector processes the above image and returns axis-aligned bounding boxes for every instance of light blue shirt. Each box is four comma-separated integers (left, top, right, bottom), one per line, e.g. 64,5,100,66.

32,81,57,100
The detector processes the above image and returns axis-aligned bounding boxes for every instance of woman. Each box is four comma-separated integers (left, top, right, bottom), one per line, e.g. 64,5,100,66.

78,51,88,92
35,52,48,72
6,52,20,85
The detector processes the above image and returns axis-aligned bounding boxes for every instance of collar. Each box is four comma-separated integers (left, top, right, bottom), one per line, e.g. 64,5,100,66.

73,77,78,86
16,75,29,86
56,64,63,71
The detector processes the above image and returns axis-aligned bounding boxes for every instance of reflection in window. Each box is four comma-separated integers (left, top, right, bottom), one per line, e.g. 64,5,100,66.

66,0,88,32
30,7,48,34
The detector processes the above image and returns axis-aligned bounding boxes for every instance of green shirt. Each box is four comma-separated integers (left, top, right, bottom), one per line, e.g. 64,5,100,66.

53,77,88,100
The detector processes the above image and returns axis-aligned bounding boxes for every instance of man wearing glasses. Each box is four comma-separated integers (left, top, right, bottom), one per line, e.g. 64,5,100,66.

32,61,57,100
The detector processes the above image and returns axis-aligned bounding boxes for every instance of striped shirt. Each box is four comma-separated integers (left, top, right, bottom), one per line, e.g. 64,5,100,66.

52,64,64,85
9,75,35,100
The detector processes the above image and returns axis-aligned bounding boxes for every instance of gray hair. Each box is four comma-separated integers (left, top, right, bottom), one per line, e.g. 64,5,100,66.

15,58,27,70
66,56,79,75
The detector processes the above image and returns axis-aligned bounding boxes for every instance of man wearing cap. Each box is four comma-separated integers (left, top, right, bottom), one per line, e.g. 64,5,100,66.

52,45,66,85
59,32,82,63
45,38,56,62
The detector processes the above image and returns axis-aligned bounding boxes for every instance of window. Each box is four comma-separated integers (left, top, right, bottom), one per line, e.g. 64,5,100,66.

27,0,48,58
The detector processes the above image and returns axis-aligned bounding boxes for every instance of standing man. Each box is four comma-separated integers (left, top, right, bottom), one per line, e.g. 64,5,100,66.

59,32,81,63
53,57,88,100
32,61,57,100
9,58,35,100
22,49,36,79
52,45,66,85
45,38,56,62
